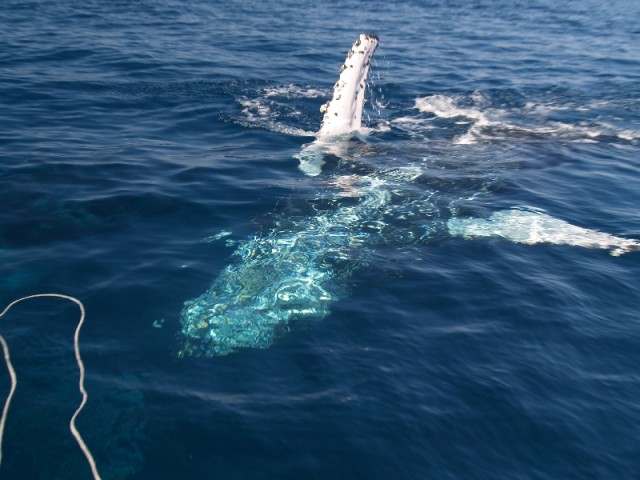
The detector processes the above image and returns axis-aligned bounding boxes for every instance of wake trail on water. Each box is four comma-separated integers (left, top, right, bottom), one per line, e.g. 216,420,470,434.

406,92,640,144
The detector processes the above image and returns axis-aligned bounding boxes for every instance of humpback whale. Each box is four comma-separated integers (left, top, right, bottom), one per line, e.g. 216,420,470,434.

178,35,639,357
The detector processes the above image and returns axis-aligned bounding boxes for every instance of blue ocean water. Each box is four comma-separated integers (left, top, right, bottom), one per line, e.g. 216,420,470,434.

1,0,639,478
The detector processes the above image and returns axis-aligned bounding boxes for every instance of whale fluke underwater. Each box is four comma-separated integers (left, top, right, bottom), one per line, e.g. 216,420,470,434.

178,34,639,357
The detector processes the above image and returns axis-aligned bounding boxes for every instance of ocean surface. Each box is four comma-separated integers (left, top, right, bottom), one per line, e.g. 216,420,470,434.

1,0,639,478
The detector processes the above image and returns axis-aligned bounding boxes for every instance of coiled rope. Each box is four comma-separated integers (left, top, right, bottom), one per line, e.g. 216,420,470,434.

0,294,101,480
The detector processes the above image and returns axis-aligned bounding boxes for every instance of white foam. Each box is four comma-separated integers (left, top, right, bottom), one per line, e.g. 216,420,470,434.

359,122,391,135
618,130,640,141
414,95,491,125
413,94,502,144
391,116,436,138
238,97,314,137
239,97,271,119
263,84,328,99
455,131,479,145
409,94,639,145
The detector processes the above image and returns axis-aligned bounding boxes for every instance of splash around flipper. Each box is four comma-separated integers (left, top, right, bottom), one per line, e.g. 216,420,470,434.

447,208,640,255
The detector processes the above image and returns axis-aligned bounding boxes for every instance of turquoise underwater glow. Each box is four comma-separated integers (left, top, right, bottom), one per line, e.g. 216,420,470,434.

179,172,427,356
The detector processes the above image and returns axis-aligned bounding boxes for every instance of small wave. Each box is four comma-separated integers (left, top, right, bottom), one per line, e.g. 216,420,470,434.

415,94,491,126
391,116,437,138
359,121,391,135
618,130,640,141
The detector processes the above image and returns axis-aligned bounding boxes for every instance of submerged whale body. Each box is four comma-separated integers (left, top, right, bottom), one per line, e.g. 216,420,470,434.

178,35,639,357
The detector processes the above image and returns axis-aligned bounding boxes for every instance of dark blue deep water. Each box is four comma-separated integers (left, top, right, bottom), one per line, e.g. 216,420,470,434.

1,1,639,478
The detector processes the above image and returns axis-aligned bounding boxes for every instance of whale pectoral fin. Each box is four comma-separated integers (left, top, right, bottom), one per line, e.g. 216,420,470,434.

318,34,379,137
447,209,640,255
295,34,379,177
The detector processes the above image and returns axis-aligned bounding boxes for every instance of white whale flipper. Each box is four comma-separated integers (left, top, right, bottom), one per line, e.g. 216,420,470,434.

318,33,379,136
296,34,379,176
447,209,640,256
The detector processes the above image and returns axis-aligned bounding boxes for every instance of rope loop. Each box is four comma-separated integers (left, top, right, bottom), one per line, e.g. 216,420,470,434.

0,294,101,480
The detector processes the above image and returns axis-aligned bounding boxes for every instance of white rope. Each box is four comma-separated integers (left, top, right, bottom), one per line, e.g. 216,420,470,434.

0,336,16,467
0,294,101,480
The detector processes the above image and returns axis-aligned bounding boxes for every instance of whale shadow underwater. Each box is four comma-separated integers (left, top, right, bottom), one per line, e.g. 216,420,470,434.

178,34,639,357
